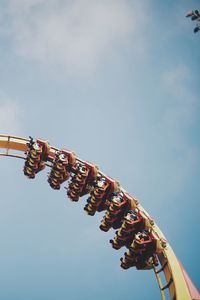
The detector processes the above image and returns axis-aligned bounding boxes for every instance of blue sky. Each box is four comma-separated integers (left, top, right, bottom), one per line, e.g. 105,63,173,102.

0,0,199,299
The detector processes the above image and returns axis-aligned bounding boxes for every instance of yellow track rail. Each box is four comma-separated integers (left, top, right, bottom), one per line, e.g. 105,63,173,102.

0,134,196,300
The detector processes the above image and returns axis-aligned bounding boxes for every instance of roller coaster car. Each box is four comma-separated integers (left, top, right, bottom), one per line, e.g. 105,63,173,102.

23,138,50,179
109,192,129,213
120,229,160,270
120,251,158,270
48,149,76,190
136,254,159,270
67,161,98,202
61,149,76,167
99,192,131,232
130,229,155,250
48,153,68,190
131,229,163,253
110,209,145,249
84,175,120,216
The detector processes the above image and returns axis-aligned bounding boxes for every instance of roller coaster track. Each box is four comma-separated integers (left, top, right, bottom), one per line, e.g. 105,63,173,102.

0,134,199,300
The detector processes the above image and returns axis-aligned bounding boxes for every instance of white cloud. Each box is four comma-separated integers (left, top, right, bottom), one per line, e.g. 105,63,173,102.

159,65,198,193
0,92,22,134
2,0,147,73
162,65,195,101
161,65,197,135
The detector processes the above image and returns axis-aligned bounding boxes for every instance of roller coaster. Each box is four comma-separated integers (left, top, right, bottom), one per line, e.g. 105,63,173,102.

0,134,199,300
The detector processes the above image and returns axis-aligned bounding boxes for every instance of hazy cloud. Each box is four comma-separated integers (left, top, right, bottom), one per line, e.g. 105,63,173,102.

159,64,198,193
161,65,196,133
0,92,22,134
162,65,195,101
2,0,147,73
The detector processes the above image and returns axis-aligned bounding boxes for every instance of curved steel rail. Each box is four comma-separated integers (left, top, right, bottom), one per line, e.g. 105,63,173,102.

0,134,199,300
